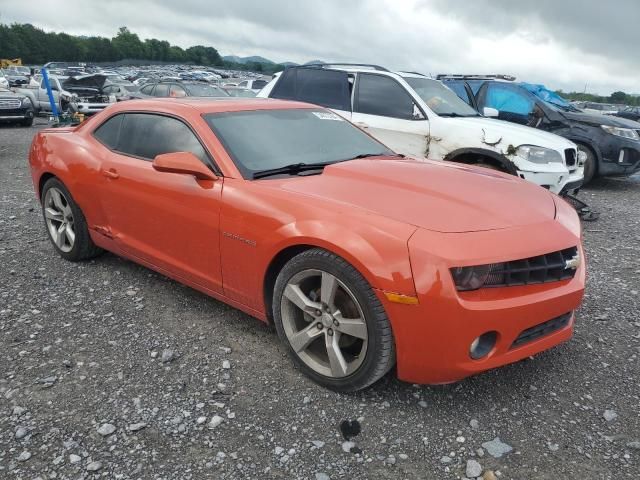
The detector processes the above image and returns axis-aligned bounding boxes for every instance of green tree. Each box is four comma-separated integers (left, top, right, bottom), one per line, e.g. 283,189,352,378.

609,91,627,103
111,26,145,60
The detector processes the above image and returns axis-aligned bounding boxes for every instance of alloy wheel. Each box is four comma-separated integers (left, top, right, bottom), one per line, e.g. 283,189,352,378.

280,269,368,378
43,187,76,253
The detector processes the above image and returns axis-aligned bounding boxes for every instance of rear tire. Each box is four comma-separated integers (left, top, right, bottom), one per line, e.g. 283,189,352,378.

41,177,103,262
273,248,395,392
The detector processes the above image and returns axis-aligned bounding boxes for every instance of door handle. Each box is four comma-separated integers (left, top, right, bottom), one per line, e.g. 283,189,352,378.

354,122,369,129
101,168,119,179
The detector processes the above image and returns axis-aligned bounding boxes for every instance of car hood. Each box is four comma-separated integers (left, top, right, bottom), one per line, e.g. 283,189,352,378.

562,110,640,128
0,89,25,100
63,74,109,92
441,116,575,150
264,158,556,233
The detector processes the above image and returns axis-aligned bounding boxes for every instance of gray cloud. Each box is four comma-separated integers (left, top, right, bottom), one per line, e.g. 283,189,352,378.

1,0,638,94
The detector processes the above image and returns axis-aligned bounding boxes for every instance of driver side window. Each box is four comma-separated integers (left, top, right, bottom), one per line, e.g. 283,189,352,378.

482,84,534,125
355,74,419,120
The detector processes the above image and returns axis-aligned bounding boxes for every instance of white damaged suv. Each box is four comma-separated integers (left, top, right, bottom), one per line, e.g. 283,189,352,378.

258,65,585,194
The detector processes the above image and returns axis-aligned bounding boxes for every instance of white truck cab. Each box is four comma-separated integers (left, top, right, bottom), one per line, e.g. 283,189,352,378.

258,65,584,194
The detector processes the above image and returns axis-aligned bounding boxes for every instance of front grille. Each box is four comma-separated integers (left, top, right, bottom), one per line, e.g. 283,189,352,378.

564,149,577,167
0,99,21,109
511,312,572,348
483,247,579,288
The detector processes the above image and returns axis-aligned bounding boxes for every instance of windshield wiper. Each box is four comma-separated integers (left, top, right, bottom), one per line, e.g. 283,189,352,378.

347,152,405,160
252,153,405,179
439,112,479,118
252,162,331,179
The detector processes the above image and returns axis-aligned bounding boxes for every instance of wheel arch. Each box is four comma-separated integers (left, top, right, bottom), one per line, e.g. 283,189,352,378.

568,139,600,176
261,225,416,323
37,172,58,201
443,147,518,175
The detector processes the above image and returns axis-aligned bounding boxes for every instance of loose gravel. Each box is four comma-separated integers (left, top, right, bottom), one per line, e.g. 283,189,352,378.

1,120,639,479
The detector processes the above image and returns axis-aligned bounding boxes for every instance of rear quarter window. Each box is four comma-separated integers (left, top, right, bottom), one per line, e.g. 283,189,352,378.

117,113,207,162
93,114,124,149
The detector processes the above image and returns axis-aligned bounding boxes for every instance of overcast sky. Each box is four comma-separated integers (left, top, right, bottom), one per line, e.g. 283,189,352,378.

1,0,638,95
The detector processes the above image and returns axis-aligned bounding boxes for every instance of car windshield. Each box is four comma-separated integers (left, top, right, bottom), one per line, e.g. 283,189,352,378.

205,108,393,179
223,88,256,98
403,77,479,117
186,84,229,97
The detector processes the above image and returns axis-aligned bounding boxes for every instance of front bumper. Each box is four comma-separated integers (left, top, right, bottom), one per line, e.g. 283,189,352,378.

0,106,34,121
515,158,584,195
598,136,640,177
385,221,585,385
73,103,110,115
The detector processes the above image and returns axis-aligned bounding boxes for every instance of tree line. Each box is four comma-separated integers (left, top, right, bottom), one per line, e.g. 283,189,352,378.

0,23,283,74
557,90,640,107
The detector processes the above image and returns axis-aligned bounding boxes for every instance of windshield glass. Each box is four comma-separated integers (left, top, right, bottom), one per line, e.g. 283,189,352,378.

205,109,393,179
186,84,229,97
403,77,479,116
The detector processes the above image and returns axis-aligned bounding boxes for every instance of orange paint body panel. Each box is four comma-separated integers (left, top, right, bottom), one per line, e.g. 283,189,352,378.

28,98,586,385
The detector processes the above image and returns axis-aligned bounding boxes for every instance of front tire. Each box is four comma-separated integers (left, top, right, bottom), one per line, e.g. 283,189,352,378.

41,177,103,261
578,144,597,184
273,248,395,392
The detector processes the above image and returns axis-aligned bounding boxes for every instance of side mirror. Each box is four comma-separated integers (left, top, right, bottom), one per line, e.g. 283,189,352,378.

152,152,218,181
483,107,499,118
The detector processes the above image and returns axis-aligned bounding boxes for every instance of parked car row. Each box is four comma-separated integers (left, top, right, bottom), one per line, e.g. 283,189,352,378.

437,75,640,183
257,65,585,192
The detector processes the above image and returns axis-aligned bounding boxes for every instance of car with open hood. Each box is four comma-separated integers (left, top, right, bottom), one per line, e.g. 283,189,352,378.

439,75,640,183
28,98,585,391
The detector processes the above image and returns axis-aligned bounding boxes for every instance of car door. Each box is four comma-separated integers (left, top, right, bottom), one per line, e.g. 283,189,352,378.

39,77,60,110
92,112,224,293
351,73,429,157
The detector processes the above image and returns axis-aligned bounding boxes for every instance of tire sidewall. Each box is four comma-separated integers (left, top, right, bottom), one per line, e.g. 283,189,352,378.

41,178,88,261
578,145,596,184
273,249,393,392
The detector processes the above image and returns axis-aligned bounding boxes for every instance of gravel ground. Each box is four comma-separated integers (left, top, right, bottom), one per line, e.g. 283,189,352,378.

1,120,639,480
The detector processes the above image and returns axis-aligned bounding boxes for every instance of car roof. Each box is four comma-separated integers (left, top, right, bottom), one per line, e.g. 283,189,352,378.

110,97,317,114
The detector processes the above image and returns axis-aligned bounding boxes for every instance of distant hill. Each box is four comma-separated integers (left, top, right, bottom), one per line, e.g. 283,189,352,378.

279,61,299,67
223,55,275,65
304,60,326,65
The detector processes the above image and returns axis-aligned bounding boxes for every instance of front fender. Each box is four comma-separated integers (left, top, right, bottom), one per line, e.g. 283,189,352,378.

268,218,418,295
218,179,417,315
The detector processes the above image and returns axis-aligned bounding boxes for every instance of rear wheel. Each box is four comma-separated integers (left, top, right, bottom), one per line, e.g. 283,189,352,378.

41,177,103,261
273,249,395,392
577,144,597,184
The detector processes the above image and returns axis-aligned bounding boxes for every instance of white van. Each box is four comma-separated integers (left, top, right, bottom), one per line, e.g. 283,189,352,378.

258,65,585,194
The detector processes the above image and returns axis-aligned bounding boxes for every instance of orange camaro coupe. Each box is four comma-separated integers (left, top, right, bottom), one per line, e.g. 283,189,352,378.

29,98,585,391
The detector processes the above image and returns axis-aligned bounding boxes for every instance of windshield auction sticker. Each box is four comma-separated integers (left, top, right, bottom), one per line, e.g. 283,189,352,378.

312,111,344,121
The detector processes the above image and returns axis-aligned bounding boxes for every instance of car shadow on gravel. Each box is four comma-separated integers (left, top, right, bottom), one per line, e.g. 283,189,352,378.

91,248,582,413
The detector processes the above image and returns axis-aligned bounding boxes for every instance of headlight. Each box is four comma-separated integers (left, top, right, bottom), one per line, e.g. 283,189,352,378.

516,145,564,164
21,97,31,107
450,265,491,291
601,125,640,140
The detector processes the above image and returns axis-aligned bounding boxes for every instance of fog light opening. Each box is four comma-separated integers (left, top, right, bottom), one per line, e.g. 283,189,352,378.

470,331,498,360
